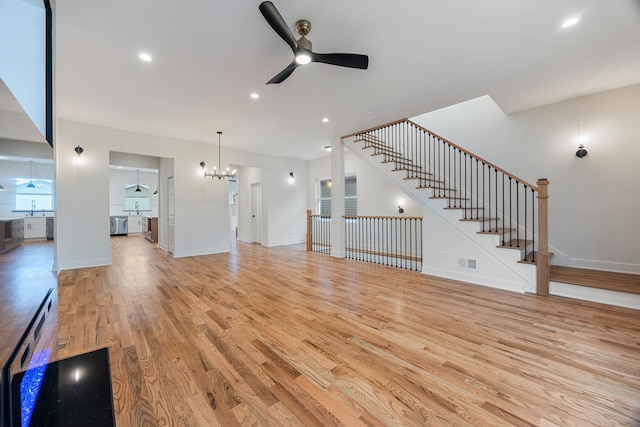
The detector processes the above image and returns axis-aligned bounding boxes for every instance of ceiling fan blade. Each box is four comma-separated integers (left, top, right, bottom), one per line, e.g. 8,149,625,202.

259,1,298,52
313,53,369,70
267,61,298,84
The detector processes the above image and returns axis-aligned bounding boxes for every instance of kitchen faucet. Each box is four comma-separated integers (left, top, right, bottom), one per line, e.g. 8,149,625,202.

135,201,139,215
30,200,36,216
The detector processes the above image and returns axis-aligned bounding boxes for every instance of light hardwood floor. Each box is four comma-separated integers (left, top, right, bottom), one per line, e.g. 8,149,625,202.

57,236,640,426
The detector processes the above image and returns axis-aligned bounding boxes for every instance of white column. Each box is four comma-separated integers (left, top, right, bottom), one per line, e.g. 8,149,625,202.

330,137,345,258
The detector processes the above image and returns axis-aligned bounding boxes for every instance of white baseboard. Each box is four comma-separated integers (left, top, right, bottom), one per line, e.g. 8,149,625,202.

265,239,305,248
567,258,640,275
172,246,229,258
550,281,640,310
55,257,112,271
422,266,525,293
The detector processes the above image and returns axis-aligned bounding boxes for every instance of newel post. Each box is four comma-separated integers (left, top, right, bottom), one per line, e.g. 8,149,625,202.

536,179,550,296
306,210,312,252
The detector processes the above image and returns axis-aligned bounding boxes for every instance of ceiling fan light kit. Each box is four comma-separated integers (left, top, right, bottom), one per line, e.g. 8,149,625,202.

259,1,369,84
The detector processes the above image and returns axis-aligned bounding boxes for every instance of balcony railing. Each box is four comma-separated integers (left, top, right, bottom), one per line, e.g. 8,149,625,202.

344,215,422,271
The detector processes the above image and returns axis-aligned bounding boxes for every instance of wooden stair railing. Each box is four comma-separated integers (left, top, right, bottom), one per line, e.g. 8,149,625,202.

344,119,550,295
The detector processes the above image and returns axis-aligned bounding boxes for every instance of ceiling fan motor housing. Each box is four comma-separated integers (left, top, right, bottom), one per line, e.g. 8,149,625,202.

294,19,311,36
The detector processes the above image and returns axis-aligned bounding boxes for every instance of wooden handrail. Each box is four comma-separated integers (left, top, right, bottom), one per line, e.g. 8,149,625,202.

344,118,538,191
341,118,409,139
343,215,423,220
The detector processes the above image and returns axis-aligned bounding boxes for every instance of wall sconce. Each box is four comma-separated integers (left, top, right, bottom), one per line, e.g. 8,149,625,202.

398,205,404,214
575,144,588,158
74,145,84,156
289,172,295,183
0,184,5,191
289,171,294,179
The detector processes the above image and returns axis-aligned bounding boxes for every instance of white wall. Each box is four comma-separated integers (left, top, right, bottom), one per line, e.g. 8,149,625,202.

307,150,422,217
412,84,640,274
0,0,47,140
235,160,308,247
54,119,308,270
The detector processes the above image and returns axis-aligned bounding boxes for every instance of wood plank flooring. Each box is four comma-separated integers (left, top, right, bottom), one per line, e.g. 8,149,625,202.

0,240,57,367
57,236,640,426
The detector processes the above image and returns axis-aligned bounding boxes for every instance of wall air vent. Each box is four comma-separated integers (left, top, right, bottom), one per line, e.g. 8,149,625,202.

458,258,477,269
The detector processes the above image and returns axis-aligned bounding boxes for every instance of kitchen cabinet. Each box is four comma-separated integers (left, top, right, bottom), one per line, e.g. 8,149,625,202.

143,217,158,243
128,215,143,234
0,219,24,253
24,217,47,240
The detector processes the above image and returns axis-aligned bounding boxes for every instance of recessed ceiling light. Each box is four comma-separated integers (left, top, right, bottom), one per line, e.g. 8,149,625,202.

139,52,152,62
322,118,329,123
250,93,260,99
562,18,579,28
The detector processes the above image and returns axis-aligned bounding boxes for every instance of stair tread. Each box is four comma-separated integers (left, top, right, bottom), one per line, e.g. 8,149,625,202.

497,239,533,250
363,145,402,154
417,187,458,192
372,153,412,162
382,160,417,167
477,228,517,235
430,196,470,200
393,166,433,176
404,177,445,184
459,217,499,222
444,206,483,210
518,251,554,265
549,266,640,294
354,137,383,145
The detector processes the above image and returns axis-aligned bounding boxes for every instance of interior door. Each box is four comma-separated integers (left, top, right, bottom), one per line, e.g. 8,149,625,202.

250,182,262,244
167,176,175,253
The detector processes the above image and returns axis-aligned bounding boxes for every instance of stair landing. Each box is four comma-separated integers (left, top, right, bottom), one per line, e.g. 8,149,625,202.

550,266,640,295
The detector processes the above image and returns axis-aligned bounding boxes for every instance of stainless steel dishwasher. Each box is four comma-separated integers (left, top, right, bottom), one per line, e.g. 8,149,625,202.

46,217,53,240
109,216,128,236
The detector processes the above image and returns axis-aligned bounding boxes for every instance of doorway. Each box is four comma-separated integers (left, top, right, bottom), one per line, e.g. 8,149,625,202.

250,182,262,244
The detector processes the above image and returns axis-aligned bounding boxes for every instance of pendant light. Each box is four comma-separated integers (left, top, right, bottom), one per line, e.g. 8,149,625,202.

27,161,35,188
135,170,141,192
200,131,236,180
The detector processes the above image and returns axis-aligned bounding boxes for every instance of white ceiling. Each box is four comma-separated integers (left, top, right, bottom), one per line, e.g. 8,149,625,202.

54,0,640,160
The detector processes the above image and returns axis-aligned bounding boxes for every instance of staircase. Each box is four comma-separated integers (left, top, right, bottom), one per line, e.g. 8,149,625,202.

343,119,550,295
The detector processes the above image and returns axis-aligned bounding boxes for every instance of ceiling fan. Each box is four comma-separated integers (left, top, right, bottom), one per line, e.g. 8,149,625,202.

259,1,369,84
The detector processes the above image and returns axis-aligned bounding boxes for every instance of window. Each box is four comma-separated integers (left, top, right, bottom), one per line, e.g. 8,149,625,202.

124,184,150,211
15,178,53,211
318,175,357,216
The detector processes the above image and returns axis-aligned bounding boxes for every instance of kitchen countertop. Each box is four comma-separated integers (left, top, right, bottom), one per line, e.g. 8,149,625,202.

0,217,54,220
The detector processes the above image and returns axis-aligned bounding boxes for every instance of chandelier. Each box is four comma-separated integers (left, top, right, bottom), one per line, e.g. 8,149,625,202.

201,131,236,180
